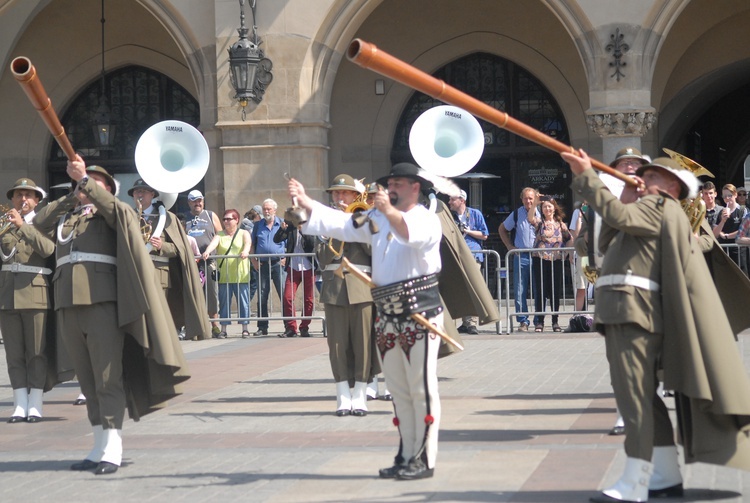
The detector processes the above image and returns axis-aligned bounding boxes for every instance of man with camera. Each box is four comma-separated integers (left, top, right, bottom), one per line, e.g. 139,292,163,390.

448,190,488,334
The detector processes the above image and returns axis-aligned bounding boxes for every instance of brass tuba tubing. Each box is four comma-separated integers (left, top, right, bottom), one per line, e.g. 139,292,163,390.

11,56,76,161
347,39,639,188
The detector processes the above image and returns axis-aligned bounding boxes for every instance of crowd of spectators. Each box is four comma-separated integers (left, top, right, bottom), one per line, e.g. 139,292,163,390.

179,175,750,336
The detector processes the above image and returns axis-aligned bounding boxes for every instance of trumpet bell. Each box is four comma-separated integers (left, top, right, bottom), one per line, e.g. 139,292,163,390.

409,105,484,177
662,148,714,178
135,120,209,194
157,192,178,210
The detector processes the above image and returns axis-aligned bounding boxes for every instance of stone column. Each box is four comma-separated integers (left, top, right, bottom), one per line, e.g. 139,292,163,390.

586,109,656,164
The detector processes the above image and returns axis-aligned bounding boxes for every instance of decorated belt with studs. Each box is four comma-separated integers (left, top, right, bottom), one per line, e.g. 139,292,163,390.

371,273,442,321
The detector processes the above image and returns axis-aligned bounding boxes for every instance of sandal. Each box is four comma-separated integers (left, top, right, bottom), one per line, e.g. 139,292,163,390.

535,324,543,332
241,330,251,338
552,323,561,332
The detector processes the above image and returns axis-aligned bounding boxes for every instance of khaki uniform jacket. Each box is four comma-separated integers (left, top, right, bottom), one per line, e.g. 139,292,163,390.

142,208,177,288
697,219,750,336
35,180,190,420
315,238,372,306
574,169,750,471
435,200,499,325
0,221,54,310
0,218,74,390
162,211,211,340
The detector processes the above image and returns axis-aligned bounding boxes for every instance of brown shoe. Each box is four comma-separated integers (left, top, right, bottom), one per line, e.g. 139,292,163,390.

518,322,529,332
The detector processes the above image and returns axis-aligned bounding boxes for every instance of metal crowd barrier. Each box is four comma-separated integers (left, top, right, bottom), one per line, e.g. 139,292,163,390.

496,243,750,334
503,246,594,334
197,249,512,336
474,249,503,334
197,252,325,336
719,243,749,274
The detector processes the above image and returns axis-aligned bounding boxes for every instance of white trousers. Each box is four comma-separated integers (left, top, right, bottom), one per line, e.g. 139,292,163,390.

377,312,442,468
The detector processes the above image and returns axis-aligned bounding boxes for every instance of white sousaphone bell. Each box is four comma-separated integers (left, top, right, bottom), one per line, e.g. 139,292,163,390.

134,120,210,208
409,105,485,178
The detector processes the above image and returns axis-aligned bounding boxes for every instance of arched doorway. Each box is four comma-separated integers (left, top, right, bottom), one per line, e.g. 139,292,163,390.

48,65,200,213
391,52,570,238
682,81,750,187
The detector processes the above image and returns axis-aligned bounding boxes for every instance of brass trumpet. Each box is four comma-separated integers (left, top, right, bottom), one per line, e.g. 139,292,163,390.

136,197,153,244
663,148,712,233
0,205,15,237
327,189,372,256
682,197,707,234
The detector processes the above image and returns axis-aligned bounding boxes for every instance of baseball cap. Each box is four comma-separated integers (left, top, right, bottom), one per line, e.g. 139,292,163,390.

187,190,204,201
252,204,262,213
458,190,467,200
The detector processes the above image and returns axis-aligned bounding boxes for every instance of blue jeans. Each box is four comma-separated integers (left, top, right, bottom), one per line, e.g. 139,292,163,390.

219,282,249,326
248,267,258,303
257,260,286,330
513,252,533,325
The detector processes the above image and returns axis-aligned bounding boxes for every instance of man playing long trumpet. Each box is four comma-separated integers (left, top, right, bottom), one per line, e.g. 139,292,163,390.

0,178,56,423
563,150,750,503
574,147,648,438
289,163,444,480
34,156,190,476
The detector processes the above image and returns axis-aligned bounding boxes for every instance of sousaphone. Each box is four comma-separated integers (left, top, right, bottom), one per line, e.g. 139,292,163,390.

409,105,485,178
134,120,210,196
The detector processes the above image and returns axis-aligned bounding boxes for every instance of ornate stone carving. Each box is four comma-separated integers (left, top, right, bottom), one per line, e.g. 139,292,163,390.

605,28,629,82
586,111,656,137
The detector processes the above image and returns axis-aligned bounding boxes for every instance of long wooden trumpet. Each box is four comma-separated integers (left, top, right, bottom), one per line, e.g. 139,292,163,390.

347,39,639,188
10,56,76,161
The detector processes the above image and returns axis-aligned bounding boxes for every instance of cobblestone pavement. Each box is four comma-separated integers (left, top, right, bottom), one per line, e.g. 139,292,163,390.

1,323,749,502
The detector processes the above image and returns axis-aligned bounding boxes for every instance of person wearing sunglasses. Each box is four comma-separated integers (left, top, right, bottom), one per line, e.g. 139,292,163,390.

202,210,252,338
736,187,748,210
714,184,747,268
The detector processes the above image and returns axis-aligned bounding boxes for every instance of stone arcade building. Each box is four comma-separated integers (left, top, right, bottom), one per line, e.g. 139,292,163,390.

0,0,749,234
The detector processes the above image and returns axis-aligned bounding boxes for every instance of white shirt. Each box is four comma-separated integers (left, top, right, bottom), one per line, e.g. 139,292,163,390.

290,231,312,272
591,172,627,268
569,208,582,232
303,201,442,286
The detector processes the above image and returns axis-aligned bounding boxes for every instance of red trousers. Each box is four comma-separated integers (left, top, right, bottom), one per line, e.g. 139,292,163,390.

283,268,314,331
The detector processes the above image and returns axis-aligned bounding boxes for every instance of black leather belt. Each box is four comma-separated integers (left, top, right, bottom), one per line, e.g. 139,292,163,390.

371,273,442,321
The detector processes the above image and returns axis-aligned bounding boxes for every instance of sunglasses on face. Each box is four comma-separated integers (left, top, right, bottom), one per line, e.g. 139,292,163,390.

222,217,235,221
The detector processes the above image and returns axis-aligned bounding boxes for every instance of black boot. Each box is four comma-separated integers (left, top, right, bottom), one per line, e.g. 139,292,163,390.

396,457,434,480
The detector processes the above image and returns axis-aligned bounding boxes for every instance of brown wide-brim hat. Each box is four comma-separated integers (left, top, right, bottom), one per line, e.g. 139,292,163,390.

326,174,360,192
609,147,648,168
86,165,117,195
376,163,434,191
635,157,699,200
7,178,45,200
364,182,382,194
127,178,159,197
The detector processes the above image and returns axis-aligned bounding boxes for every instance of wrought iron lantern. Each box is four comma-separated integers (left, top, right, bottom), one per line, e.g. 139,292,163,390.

228,0,273,119
92,0,115,148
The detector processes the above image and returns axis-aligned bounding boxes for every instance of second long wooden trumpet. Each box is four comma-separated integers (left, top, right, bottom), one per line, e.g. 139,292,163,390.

346,39,640,189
